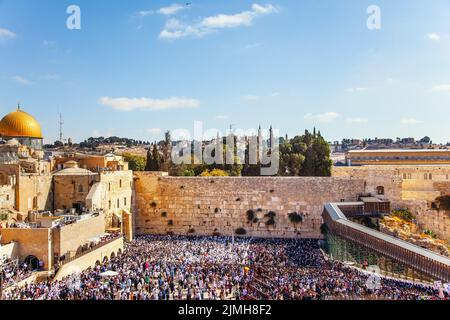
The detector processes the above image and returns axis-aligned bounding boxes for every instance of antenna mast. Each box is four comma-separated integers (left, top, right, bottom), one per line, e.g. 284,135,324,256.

59,112,64,143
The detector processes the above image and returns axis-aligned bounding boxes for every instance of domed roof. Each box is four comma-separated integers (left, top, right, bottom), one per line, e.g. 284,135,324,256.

54,167,97,176
0,108,43,139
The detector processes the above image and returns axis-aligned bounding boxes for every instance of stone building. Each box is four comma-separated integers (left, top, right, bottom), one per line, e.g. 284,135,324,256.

346,149,450,166
333,165,450,241
0,107,134,236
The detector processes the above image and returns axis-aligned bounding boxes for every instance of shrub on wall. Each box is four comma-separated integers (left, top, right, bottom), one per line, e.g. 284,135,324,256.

265,217,275,226
188,228,196,234
423,229,438,239
392,209,415,222
200,169,229,176
235,228,247,235
288,212,304,224
265,211,276,218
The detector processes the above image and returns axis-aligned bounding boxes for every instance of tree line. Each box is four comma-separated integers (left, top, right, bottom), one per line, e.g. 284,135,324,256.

124,129,332,177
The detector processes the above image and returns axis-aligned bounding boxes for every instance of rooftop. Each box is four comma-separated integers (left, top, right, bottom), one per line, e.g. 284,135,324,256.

348,149,450,154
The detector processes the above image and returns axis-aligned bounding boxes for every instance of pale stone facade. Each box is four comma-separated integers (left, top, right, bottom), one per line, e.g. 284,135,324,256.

333,165,450,241
134,172,365,239
0,213,108,270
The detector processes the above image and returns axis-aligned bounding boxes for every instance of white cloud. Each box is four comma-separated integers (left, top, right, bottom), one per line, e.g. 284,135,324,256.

146,128,162,135
159,3,278,40
426,33,441,42
0,28,16,40
158,4,186,15
99,96,200,112
136,10,154,17
215,115,229,120
242,92,279,101
346,117,368,124
304,112,340,123
12,75,31,85
347,87,369,93
400,118,423,125
432,84,450,92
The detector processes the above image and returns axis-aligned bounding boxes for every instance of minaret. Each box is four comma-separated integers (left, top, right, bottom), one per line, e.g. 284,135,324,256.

269,125,274,149
257,125,262,163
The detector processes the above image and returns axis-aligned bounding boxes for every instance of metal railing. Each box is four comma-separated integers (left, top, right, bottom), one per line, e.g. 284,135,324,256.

323,202,450,282
59,235,123,266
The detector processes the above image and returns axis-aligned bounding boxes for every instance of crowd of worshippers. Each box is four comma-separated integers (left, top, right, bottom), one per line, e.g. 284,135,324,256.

1,258,33,288
1,235,448,300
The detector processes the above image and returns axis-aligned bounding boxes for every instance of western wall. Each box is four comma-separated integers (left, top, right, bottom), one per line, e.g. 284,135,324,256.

134,172,366,239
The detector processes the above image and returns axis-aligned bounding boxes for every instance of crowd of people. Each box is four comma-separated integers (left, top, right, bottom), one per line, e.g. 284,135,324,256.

1,258,33,288
1,235,448,300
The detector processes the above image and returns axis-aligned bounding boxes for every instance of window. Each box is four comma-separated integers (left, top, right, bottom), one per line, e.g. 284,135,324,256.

109,200,112,210
109,183,111,191
403,173,407,179
424,173,428,180
376,186,385,195
124,197,127,206
119,180,122,188
117,199,120,208
78,184,84,193
429,173,432,180
6,195,9,201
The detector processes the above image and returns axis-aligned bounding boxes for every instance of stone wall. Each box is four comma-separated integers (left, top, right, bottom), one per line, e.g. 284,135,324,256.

416,209,450,242
98,171,133,227
53,237,124,281
53,173,98,211
52,214,106,258
0,228,52,270
333,165,450,204
0,185,14,210
134,173,365,239
17,173,53,213
332,166,403,204
333,166,450,242
0,242,18,260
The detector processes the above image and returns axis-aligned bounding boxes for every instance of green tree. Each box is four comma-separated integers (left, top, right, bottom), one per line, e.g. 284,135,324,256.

123,153,146,171
146,143,162,171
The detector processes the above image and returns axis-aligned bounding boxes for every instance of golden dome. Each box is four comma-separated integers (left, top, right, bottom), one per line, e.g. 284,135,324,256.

0,108,43,139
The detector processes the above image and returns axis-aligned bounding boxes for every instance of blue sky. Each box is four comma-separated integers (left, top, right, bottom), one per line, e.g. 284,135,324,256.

1,0,450,144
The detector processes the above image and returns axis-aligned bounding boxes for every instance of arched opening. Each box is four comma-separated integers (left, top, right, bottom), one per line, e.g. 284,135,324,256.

95,260,101,266
376,186,385,195
102,256,109,263
24,255,40,270
110,252,116,260
117,249,122,256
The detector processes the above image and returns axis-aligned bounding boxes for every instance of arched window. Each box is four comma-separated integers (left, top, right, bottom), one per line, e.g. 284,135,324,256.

78,184,84,193
376,186,385,195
